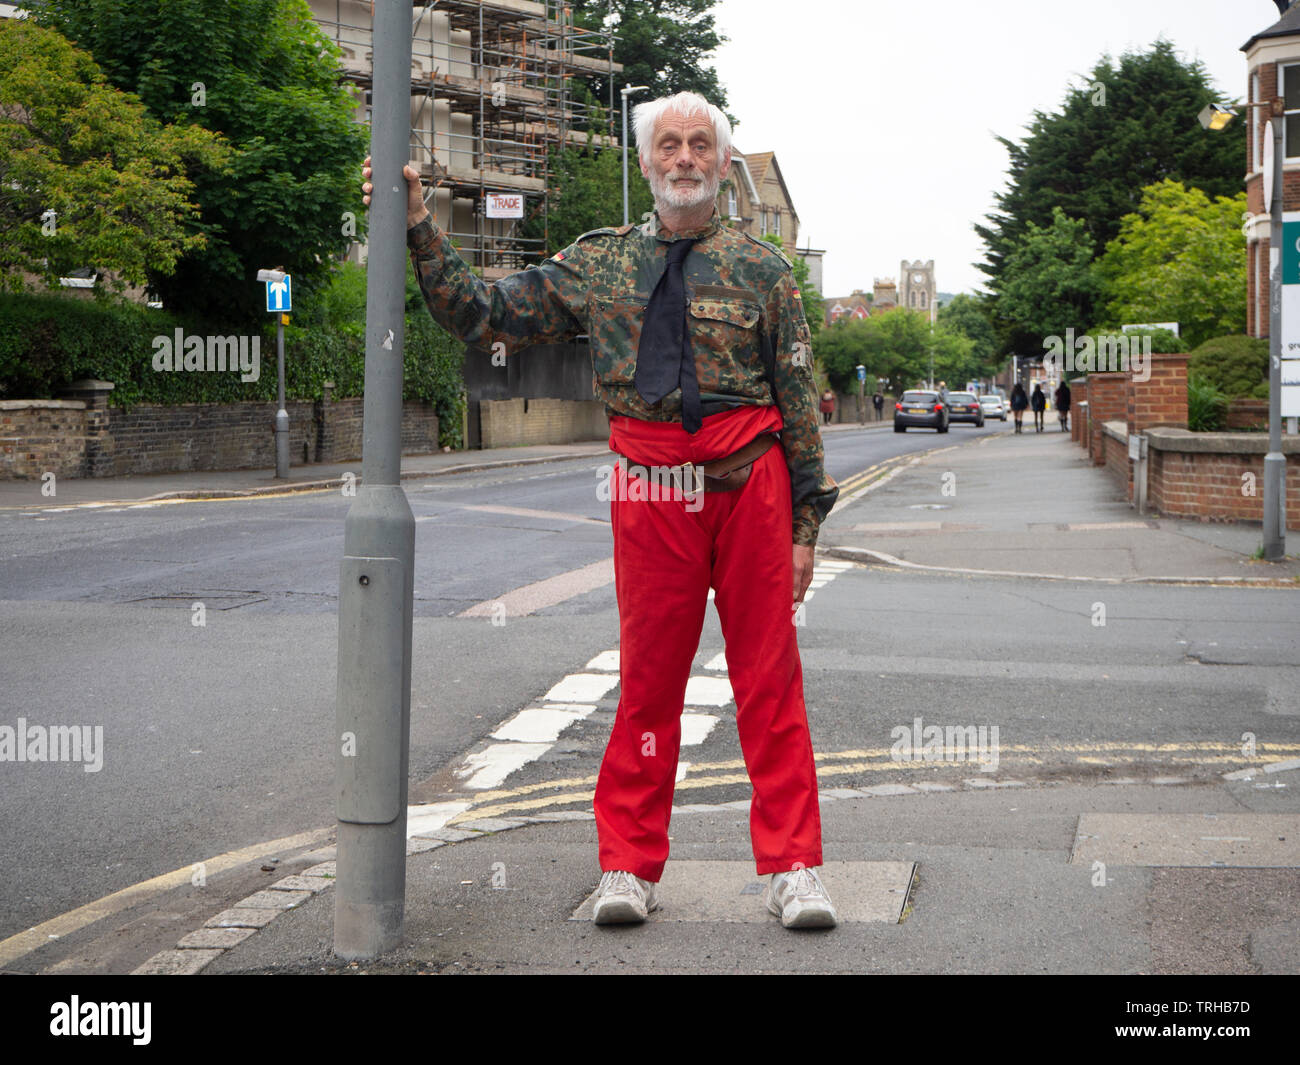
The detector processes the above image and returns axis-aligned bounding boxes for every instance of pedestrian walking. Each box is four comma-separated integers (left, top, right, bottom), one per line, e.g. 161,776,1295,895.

1010,381,1028,433
1031,383,1046,432
363,91,840,930
1054,381,1071,432
872,390,884,421
819,388,835,425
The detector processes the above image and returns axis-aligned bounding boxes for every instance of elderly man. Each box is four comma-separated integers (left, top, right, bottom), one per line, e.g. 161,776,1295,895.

362,91,839,929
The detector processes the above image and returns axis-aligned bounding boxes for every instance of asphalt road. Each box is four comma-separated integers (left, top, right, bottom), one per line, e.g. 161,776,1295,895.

6,416,1296,948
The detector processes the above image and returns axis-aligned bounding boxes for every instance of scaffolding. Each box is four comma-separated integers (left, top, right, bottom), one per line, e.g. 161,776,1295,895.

312,0,622,279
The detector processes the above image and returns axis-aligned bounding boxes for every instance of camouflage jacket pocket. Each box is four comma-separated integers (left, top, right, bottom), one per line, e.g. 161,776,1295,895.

688,295,763,395
589,296,648,385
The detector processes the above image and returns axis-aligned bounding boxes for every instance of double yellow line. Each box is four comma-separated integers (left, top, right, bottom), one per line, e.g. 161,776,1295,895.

835,460,891,496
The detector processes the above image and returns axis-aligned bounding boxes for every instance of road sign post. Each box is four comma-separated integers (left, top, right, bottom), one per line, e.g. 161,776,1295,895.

258,270,292,478
333,0,415,961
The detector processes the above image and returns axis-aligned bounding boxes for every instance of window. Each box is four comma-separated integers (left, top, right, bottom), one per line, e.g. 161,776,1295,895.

920,291,927,308
1284,64,1300,159
728,185,737,216
773,209,781,237
760,208,767,233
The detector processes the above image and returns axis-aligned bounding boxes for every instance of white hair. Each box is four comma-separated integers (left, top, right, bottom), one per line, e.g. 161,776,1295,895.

633,91,732,166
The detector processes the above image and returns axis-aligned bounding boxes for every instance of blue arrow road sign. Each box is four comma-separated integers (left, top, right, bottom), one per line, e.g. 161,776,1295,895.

857,366,867,382
265,275,292,313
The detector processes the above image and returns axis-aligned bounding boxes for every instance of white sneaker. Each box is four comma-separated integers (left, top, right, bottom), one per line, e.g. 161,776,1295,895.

765,866,838,929
592,870,659,924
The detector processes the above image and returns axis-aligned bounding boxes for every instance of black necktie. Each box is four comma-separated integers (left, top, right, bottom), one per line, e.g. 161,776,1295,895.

635,237,702,433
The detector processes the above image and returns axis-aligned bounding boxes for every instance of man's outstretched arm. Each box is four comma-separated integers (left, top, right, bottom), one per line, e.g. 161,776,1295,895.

363,157,587,353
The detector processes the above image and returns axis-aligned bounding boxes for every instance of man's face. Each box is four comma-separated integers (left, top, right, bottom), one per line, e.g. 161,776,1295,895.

640,108,730,212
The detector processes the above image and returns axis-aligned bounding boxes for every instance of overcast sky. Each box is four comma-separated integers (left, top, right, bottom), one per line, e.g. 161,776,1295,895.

711,0,1275,300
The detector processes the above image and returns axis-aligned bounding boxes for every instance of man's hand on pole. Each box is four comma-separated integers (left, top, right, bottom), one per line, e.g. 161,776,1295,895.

793,543,814,605
362,155,431,229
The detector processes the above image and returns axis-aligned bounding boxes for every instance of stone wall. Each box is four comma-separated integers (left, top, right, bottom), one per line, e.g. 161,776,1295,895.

478,398,608,449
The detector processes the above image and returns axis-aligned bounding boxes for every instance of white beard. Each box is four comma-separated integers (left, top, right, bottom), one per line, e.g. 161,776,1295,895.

647,166,720,213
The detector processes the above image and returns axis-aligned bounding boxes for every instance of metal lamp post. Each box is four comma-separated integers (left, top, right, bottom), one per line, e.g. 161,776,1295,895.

621,84,649,225
1202,98,1287,559
334,0,416,960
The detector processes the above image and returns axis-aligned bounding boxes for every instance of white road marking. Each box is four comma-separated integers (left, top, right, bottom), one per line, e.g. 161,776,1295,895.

675,761,690,783
543,672,619,703
459,557,614,618
703,652,728,671
406,801,473,838
680,715,719,746
586,650,620,672
684,675,734,707
490,705,594,743
454,743,553,789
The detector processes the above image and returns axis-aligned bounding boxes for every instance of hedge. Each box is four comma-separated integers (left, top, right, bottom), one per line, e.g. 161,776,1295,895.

0,289,466,449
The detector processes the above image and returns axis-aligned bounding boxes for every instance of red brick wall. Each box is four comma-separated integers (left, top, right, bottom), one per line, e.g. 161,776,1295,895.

1226,398,1269,430
1086,374,1127,464
1128,353,1188,431
1149,446,1300,529
1102,426,1132,498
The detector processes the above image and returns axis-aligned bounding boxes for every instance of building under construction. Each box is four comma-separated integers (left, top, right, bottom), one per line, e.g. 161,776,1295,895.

309,0,622,279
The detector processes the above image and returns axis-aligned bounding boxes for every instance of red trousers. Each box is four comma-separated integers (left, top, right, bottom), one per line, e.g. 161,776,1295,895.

594,404,823,881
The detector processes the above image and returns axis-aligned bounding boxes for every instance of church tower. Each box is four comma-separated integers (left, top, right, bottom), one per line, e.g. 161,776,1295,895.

900,260,937,322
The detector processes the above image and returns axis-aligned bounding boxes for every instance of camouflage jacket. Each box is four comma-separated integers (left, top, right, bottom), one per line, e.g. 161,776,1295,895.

407,206,838,546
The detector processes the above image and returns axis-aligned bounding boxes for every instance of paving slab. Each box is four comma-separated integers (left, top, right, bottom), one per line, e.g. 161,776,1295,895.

1071,813,1300,867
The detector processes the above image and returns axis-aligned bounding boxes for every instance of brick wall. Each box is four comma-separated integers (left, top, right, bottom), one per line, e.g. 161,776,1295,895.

1101,421,1132,498
0,401,88,480
0,386,439,480
1128,352,1187,431
1147,428,1300,528
1072,400,1088,445
1085,373,1127,464
1226,398,1269,431
479,398,608,448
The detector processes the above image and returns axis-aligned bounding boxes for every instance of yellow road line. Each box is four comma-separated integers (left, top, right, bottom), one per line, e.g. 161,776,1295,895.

0,826,332,969
447,750,1300,822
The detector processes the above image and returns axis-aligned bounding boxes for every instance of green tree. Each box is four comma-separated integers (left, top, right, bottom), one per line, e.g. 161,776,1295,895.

524,122,655,255
1096,179,1246,349
0,19,223,294
935,293,999,376
761,232,823,342
976,40,1243,286
33,0,369,323
996,207,1102,345
816,308,931,396
568,0,731,124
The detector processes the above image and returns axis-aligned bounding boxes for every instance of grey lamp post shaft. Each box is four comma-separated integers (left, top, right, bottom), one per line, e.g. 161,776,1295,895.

274,317,288,478
622,86,630,226
334,0,416,960
1266,113,1287,560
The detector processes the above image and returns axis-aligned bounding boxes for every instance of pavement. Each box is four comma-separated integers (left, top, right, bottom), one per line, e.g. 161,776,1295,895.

4,418,1298,975
820,424,1300,584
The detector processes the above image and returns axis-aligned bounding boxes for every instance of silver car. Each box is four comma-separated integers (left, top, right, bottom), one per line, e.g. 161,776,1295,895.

979,394,1007,421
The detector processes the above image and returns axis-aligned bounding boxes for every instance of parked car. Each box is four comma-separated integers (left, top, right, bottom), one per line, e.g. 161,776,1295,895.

894,390,949,433
946,391,985,427
979,394,1007,421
